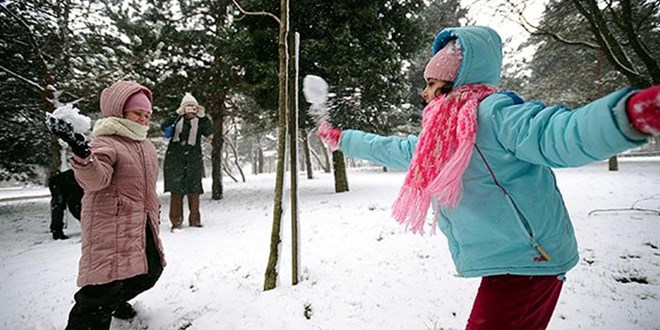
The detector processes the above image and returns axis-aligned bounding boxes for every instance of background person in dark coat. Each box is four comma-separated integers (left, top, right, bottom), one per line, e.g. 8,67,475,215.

161,93,213,230
48,168,83,240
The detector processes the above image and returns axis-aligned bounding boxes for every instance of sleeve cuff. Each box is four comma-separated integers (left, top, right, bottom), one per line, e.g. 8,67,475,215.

612,90,651,141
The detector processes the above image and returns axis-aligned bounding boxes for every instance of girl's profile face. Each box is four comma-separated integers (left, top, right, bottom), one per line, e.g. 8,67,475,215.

421,78,450,104
125,111,151,126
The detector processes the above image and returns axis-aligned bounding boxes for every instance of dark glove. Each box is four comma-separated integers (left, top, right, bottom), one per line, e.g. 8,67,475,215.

46,116,91,158
626,85,660,136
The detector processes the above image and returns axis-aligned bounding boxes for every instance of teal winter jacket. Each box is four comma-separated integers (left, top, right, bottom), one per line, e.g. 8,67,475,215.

338,26,648,277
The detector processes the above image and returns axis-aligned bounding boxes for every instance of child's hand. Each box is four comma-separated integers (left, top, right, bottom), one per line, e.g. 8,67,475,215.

46,116,91,158
627,85,660,135
316,120,341,151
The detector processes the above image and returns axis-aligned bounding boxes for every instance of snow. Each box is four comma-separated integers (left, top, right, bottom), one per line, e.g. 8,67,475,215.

1,157,659,330
50,104,92,134
303,75,329,106
302,75,329,119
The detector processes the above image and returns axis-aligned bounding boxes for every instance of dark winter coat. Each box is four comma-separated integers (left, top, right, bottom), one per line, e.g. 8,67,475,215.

48,169,84,221
161,114,213,194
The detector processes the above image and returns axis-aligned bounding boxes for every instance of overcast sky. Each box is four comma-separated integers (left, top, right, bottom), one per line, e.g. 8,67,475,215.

462,0,547,65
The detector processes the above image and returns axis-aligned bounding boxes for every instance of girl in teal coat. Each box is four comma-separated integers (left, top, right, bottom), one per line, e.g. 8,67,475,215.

316,26,660,329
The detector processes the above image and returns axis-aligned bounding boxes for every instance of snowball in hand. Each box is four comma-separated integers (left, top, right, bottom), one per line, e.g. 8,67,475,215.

303,75,329,106
50,104,91,134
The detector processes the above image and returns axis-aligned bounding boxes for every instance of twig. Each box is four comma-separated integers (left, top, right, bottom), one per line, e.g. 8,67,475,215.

588,207,660,216
588,196,660,216
231,0,280,24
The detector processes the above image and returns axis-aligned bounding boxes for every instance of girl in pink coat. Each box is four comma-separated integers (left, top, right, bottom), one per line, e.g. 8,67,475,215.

48,80,167,329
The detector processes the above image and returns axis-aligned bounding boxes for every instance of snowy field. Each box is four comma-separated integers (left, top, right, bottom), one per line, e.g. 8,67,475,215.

1,157,659,330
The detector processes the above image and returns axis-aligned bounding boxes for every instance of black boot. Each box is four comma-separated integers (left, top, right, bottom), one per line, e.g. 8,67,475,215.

52,231,69,240
112,302,137,320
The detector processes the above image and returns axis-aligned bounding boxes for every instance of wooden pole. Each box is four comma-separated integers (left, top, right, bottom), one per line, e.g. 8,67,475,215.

288,32,300,285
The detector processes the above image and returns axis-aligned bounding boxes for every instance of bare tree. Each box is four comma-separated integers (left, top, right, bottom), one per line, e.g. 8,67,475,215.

509,0,658,88
232,0,289,291
505,0,659,170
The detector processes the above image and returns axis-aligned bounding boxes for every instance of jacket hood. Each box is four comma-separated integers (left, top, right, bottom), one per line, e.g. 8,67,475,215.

99,81,153,118
432,26,502,87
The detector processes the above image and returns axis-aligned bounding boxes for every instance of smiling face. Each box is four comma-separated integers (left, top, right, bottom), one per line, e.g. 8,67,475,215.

125,111,151,126
421,78,452,104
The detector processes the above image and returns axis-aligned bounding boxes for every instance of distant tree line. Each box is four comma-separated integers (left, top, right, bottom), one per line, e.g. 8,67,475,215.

1,0,657,188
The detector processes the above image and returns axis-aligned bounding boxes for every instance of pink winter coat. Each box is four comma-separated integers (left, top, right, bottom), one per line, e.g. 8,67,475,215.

71,81,166,287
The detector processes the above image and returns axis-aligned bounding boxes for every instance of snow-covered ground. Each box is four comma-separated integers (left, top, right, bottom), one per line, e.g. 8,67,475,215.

1,157,659,330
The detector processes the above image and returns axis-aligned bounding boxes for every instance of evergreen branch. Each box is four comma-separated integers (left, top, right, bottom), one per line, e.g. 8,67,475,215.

0,64,46,93
231,0,280,24
0,4,54,85
1,63,82,101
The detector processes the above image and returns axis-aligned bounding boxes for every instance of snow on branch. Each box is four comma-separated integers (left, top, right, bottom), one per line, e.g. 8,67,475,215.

0,64,46,92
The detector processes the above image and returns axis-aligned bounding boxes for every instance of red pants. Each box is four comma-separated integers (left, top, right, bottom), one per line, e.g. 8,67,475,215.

466,274,564,330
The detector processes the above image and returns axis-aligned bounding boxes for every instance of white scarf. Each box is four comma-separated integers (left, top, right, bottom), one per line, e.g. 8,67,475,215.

93,117,149,141
172,116,199,146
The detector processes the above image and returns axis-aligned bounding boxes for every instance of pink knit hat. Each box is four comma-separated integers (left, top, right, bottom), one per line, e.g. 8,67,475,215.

100,81,152,118
123,91,152,115
423,39,462,82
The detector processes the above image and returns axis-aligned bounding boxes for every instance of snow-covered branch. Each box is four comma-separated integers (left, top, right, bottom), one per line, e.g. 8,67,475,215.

0,64,46,92
0,4,53,84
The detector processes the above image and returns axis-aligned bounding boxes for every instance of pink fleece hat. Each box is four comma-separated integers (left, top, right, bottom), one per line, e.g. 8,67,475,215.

423,39,462,82
123,91,152,115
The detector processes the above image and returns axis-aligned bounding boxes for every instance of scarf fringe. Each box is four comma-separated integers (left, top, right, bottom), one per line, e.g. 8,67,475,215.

392,185,432,234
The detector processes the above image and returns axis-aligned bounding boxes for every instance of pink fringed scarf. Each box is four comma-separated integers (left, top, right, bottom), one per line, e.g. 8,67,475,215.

391,84,499,234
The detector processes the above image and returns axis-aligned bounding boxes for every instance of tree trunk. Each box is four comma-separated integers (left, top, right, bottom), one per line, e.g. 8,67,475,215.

309,144,328,173
210,93,225,200
258,146,265,174
301,129,313,179
250,137,257,175
264,0,289,291
332,150,349,193
224,136,246,182
322,144,331,173
608,155,618,171
43,64,58,183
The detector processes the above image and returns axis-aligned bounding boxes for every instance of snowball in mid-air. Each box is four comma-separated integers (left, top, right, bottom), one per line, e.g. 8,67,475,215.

50,104,91,133
303,75,329,106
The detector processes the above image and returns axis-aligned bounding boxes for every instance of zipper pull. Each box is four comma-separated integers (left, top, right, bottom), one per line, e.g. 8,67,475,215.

535,245,552,261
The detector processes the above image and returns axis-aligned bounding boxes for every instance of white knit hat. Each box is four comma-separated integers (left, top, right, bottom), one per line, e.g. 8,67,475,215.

176,93,199,115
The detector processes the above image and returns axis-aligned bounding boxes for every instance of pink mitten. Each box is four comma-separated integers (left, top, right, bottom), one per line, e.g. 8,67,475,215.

627,85,660,135
316,120,341,151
